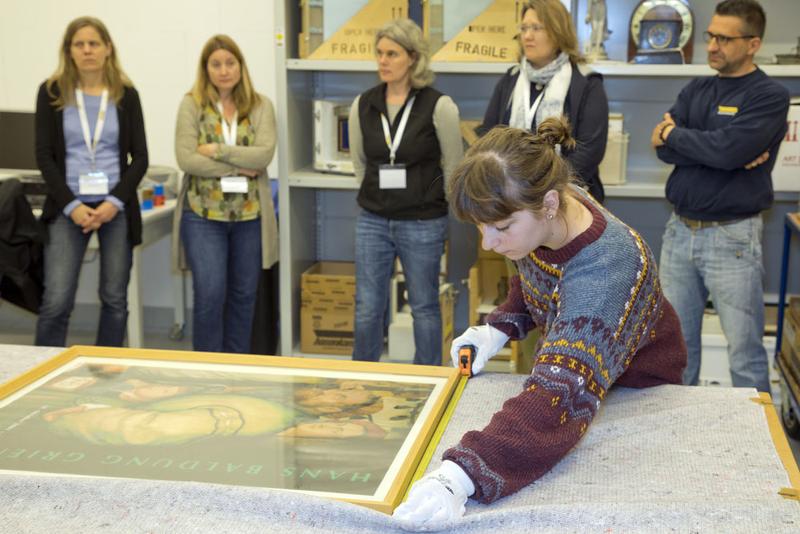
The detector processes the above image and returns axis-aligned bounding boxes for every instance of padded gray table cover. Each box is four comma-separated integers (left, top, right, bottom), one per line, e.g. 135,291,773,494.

1,344,798,533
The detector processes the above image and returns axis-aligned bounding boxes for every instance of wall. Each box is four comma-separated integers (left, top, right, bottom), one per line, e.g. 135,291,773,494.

0,0,278,311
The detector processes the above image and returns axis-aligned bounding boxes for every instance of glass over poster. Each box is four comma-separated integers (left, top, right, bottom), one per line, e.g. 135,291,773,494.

0,346,461,513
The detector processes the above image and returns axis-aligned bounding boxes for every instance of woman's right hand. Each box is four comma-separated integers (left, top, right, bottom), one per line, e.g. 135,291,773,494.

237,168,260,178
449,325,510,376
69,203,97,232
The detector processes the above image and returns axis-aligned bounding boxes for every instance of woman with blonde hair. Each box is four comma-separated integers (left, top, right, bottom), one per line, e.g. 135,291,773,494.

348,18,463,366
394,119,686,529
35,16,148,347
481,0,609,202
174,34,277,353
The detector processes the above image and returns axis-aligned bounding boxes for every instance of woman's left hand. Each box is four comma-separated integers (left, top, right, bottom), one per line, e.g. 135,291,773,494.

81,201,119,232
393,460,473,531
197,143,219,158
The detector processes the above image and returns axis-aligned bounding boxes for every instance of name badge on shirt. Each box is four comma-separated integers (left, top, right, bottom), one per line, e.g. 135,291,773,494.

220,176,249,194
718,105,738,116
379,164,407,190
79,171,109,195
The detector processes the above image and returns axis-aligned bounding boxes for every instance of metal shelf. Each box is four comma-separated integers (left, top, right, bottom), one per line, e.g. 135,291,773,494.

287,59,800,77
288,168,359,189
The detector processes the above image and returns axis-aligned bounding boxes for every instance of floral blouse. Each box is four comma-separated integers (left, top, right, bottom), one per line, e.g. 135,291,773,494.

186,105,260,222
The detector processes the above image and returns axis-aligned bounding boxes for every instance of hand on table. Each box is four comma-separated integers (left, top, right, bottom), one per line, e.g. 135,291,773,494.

393,461,474,531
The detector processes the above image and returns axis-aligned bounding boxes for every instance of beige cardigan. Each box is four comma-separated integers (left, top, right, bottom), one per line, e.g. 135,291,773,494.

171,93,278,271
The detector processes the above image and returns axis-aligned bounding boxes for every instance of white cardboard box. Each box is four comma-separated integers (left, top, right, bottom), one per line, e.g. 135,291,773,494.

599,113,628,185
698,313,779,387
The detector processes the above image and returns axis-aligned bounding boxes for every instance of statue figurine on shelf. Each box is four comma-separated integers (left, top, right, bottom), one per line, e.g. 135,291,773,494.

585,0,611,61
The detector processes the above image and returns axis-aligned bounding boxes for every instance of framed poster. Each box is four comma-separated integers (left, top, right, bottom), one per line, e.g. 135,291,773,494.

0,346,461,513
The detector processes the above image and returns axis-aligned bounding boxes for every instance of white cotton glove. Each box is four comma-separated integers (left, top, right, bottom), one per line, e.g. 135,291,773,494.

449,325,510,376
393,460,475,531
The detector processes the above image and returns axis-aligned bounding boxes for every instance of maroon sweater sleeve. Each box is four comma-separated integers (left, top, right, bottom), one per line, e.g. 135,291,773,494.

443,303,685,503
484,274,536,339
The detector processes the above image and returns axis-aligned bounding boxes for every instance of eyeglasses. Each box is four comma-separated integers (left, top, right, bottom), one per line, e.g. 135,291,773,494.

702,31,756,45
519,24,546,35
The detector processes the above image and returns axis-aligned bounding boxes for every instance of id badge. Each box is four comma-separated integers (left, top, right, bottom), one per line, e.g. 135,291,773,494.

379,164,407,189
79,171,109,195
220,176,249,194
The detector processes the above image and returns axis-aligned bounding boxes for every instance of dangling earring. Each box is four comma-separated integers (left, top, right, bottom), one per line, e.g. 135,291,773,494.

547,213,554,220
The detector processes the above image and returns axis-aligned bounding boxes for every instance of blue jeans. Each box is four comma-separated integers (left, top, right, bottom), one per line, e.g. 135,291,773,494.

35,213,132,347
659,213,770,393
181,210,262,353
353,210,447,366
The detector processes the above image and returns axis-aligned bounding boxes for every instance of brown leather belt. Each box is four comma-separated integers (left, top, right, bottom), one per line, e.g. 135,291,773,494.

678,215,743,230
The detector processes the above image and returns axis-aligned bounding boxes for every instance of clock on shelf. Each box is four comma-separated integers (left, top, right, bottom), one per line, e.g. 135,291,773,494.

628,0,694,64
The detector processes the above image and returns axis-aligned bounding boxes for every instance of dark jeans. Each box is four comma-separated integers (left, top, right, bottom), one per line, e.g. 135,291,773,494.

353,210,446,366
35,213,131,347
181,209,262,353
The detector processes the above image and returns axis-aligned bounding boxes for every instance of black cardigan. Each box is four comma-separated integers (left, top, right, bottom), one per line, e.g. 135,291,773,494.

35,82,149,245
479,64,609,203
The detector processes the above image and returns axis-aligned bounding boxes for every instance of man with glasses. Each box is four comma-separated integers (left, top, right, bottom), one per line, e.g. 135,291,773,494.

651,0,789,393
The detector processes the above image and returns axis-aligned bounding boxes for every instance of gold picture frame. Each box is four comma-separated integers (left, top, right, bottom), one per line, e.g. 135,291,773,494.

0,345,461,514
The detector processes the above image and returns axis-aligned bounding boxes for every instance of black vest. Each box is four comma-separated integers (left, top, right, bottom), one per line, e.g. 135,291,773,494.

357,84,446,220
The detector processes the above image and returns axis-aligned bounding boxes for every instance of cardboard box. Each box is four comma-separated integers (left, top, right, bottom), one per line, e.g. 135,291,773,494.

468,257,509,324
599,132,629,186
298,0,323,59
779,332,800,406
388,314,414,362
301,303,354,355
599,113,628,186
789,295,800,331
784,296,800,359
300,262,356,355
301,261,356,304
699,312,778,387
440,283,456,365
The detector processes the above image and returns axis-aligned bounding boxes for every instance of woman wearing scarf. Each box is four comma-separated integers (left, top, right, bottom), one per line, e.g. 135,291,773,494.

480,0,609,203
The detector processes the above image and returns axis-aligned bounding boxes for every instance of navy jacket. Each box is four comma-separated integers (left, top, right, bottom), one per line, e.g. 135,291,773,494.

35,82,149,245
479,64,609,203
657,68,789,221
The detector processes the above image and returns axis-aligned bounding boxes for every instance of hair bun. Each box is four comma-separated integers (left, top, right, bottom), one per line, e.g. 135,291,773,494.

535,116,576,152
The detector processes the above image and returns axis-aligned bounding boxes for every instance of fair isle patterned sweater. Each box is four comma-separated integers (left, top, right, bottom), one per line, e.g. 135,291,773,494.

443,192,687,503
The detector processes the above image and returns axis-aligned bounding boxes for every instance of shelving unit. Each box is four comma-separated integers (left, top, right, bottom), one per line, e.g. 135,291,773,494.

274,0,800,357
287,58,800,77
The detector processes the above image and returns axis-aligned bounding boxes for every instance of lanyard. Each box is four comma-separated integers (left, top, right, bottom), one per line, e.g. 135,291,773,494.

380,95,416,165
216,102,238,146
75,88,109,168
524,86,545,130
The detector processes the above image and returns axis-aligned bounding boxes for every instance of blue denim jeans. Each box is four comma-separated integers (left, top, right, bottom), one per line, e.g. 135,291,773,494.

353,210,447,366
181,209,262,353
659,213,770,393
35,213,132,347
